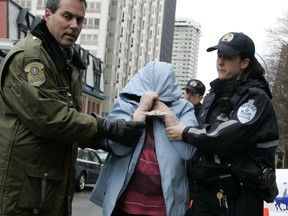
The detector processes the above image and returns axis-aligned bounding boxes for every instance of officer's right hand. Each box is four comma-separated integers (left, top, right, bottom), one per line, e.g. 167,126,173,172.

92,113,146,147
166,122,186,141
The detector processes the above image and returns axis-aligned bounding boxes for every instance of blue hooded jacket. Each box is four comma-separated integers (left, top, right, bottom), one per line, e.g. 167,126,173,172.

90,61,198,216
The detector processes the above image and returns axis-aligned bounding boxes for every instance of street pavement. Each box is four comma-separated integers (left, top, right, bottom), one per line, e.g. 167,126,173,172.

72,185,102,216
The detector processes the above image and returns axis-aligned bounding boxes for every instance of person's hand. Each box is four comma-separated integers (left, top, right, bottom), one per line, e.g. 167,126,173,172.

166,122,186,140
153,100,177,127
133,91,159,121
138,91,159,111
92,113,146,147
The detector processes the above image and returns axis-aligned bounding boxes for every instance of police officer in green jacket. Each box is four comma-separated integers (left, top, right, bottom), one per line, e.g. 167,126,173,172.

0,0,145,215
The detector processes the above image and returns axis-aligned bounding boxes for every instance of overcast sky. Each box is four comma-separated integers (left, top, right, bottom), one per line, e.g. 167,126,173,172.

175,0,288,91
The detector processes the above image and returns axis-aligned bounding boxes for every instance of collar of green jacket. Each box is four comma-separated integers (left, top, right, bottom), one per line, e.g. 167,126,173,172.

31,20,86,72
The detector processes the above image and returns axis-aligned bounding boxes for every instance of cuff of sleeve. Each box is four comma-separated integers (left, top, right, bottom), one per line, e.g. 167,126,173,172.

182,126,192,143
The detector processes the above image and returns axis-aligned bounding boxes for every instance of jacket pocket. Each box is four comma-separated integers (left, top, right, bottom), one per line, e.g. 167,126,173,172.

16,165,64,214
26,164,63,180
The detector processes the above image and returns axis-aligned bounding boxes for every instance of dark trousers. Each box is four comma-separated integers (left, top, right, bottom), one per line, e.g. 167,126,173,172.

185,184,263,216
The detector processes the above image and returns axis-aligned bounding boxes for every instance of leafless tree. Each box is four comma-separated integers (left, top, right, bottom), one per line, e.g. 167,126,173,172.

263,10,288,168
263,10,288,85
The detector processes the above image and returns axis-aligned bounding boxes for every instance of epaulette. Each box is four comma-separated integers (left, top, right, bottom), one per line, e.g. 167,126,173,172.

23,34,43,62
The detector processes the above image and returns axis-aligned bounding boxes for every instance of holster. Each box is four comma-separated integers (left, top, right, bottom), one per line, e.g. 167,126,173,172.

228,163,279,203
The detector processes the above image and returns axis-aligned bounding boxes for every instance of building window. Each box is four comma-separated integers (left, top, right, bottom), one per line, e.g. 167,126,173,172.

122,12,125,22
87,100,91,114
87,2,101,13
130,38,134,47
91,102,95,113
37,0,46,10
118,58,121,68
14,0,32,8
93,58,102,90
80,34,98,45
96,104,100,114
116,73,120,83
83,18,100,29
119,42,122,53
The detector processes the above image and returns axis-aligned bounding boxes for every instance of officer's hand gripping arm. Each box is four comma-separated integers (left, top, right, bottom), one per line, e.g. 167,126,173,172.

92,112,146,147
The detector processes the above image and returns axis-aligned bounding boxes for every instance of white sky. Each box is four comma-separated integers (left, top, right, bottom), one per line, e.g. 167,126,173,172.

175,0,288,91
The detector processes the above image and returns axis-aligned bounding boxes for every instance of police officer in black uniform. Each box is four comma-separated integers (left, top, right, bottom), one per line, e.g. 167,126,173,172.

183,79,206,118
183,79,206,208
166,32,279,216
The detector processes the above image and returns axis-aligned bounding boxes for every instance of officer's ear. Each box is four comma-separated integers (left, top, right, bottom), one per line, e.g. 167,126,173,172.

241,58,250,70
44,8,53,22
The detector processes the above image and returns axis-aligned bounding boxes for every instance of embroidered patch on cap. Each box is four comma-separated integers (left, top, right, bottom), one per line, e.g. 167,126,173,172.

237,101,257,124
189,80,198,87
25,62,45,87
221,32,234,42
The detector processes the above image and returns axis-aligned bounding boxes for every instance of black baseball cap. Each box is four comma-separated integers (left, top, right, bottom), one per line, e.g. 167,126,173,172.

184,79,206,96
206,32,255,57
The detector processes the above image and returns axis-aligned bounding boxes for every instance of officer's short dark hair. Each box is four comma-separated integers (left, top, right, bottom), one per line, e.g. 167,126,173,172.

46,0,87,13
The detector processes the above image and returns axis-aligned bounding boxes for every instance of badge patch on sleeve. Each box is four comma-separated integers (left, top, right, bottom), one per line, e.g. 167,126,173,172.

25,62,45,86
237,102,257,124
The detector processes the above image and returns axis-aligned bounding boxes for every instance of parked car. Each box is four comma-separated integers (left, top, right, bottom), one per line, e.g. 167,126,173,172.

0,38,18,54
96,150,108,163
0,38,18,62
75,148,103,191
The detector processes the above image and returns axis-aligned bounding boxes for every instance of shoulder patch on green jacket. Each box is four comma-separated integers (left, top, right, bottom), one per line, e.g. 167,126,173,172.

25,61,45,87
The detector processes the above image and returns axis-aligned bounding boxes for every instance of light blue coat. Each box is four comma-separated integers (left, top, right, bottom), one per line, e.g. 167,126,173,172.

90,61,198,216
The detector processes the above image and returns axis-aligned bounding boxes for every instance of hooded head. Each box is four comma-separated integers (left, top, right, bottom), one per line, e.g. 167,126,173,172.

120,61,181,103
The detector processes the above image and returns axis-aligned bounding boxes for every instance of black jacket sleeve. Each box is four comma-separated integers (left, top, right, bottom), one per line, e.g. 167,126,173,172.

182,88,279,157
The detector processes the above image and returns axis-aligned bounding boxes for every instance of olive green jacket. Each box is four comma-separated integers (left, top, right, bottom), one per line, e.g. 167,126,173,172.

0,32,98,216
